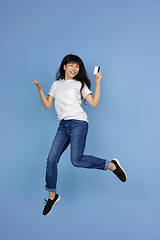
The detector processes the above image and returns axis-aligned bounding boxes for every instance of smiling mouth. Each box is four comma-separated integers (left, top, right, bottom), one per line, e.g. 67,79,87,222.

70,71,76,75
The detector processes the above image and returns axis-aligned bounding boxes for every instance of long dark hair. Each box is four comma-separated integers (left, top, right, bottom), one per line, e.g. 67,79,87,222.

56,54,91,99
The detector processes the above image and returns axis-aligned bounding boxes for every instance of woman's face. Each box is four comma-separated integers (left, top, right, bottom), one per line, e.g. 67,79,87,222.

64,62,80,80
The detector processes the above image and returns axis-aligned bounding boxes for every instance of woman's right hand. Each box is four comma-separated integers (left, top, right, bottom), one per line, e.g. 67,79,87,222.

31,79,43,92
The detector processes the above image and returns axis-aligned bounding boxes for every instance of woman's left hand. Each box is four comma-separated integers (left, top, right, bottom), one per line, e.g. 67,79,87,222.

96,72,103,83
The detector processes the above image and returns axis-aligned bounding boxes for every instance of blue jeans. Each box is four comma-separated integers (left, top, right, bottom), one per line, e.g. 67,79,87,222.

45,120,109,192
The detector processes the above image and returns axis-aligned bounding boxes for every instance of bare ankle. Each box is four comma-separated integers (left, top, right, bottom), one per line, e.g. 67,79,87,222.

49,191,56,200
108,162,116,171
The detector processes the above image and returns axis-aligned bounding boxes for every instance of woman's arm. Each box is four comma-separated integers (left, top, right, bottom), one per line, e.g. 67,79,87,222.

85,72,102,108
31,79,54,110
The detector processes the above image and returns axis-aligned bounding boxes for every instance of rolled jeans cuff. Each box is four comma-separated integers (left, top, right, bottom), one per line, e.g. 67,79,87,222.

45,186,56,192
104,160,109,170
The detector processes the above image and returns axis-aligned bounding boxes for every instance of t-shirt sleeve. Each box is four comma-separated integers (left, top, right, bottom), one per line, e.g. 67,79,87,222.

82,84,92,98
48,81,57,98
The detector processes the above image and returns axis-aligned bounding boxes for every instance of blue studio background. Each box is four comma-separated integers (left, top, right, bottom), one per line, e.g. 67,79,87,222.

0,0,160,239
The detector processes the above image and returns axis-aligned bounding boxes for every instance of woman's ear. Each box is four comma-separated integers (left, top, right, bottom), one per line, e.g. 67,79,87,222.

63,64,66,70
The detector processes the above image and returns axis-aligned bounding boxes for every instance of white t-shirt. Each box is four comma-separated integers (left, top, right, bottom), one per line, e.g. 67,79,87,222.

48,79,92,122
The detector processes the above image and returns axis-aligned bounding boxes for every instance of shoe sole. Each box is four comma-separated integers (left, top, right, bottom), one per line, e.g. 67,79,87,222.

45,195,61,216
112,158,127,181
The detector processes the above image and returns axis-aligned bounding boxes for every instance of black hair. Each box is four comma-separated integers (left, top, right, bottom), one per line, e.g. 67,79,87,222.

56,54,91,99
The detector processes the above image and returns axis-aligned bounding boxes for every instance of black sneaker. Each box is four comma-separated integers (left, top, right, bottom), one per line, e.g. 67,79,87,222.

43,194,60,216
111,158,127,182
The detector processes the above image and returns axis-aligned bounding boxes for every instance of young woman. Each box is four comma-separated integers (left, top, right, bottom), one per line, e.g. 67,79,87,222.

31,54,127,216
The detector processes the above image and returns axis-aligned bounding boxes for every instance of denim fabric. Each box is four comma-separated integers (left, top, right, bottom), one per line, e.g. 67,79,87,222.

45,120,109,192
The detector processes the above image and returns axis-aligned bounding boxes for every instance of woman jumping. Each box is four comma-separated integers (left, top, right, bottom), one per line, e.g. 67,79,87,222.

31,54,127,216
